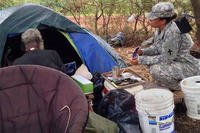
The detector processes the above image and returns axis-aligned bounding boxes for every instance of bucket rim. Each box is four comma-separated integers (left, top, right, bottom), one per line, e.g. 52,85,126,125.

136,99,174,108
136,104,174,115
136,100,174,111
135,88,173,104
180,76,200,90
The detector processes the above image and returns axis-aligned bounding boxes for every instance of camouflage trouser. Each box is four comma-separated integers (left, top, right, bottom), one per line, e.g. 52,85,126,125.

149,62,197,90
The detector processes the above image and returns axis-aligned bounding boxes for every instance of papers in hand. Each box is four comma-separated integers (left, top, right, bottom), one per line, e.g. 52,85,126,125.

132,47,140,59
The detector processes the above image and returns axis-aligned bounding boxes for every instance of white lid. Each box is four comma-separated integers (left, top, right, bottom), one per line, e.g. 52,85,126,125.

135,88,173,109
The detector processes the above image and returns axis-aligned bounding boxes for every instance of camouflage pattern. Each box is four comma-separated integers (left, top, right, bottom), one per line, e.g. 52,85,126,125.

138,21,199,89
147,2,175,20
141,37,154,47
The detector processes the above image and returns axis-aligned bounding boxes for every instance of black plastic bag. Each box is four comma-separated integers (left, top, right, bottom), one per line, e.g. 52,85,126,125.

98,89,141,133
91,72,105,113
175,16,192,33
63,61,77,76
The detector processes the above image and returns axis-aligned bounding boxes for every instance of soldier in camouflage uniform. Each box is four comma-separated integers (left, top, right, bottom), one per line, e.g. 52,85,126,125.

132,2,199,90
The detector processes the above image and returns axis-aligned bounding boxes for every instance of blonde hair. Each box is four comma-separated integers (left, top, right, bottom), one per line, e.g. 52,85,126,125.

21,28,44,50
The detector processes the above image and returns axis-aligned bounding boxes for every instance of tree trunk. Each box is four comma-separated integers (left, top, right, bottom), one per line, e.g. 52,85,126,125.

190,0,200,48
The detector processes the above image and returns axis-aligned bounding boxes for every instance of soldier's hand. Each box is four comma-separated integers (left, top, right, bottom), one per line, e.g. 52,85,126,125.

132,46,143,57
137,48,143,55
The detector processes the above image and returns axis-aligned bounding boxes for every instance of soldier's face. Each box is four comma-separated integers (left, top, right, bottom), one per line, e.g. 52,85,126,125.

148,18,166,30
148,18,161,27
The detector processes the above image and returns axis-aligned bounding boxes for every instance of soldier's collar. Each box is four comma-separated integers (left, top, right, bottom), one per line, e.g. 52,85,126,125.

157,21,173,40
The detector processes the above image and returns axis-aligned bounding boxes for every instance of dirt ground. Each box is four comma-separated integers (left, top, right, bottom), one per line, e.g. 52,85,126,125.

115,46,200,133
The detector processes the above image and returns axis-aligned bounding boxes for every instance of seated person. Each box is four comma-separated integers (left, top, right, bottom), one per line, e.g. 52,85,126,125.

132,2,199,90
13,28,66,73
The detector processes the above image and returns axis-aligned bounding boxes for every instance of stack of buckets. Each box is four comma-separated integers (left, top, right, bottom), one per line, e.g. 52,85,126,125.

135,88,175,133
180,75,200,120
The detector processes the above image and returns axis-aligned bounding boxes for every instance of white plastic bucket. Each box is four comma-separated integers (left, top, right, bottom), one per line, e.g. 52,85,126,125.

135,88,174,133
180,76,200,119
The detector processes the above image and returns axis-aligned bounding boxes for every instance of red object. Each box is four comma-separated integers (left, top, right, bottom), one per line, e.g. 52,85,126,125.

132,58,139,65
103,87,109,95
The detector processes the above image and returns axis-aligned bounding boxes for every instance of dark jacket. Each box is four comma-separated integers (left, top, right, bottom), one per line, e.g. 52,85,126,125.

13,49,65,72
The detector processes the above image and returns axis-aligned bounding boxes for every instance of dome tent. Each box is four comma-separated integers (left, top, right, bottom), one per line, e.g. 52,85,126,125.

0,4,127,74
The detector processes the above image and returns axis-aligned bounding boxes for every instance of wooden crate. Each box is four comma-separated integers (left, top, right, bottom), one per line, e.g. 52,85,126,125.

102,67,146,89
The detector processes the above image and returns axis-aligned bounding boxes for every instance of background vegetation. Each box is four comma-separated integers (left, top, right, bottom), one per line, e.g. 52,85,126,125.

1,0,200,48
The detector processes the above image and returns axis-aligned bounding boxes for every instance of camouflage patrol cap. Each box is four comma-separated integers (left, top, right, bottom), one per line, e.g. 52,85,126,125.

147,2,175,20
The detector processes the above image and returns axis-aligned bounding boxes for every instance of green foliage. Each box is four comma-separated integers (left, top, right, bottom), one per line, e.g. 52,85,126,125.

0,0,43,9
173,0,193,15
0,0,15,9
0,0,197,46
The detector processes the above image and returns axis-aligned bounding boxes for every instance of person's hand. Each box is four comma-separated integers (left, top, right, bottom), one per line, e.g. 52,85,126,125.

132,58,139,65
132,47,139,59
137,48,143,55
131,46,142,65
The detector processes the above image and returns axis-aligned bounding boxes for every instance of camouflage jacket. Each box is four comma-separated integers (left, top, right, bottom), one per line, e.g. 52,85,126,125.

138,21,199,68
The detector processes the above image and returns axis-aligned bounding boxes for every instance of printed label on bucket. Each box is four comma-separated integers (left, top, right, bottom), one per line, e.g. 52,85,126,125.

146,112,174,133
159,122,173,131
159,112,173,121
158,112,174,132
148,116,157,125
